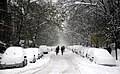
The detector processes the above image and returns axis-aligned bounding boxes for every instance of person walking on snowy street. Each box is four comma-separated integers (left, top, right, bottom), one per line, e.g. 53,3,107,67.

56,46,59,55
61,46,65,55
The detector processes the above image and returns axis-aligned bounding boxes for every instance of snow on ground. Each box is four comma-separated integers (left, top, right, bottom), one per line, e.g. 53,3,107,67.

72,51,120,74
111,49,120,61
34,50,81,74
0,48,120,74
0,54,50,74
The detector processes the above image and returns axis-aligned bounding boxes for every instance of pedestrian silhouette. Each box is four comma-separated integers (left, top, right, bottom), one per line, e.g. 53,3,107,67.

56,46,59,55
61,46,65,55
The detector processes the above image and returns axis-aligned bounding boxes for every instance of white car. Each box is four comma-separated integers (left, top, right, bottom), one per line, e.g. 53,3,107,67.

23,48,36,63
80,47,88,58
50,46,57,51
0,46,27,68
82,47,89,58
47,46,52,52
93,49,116,66
30,48,39,59
86,48,97,61
66,46,73,50
39,45,48,54
73,45,83,54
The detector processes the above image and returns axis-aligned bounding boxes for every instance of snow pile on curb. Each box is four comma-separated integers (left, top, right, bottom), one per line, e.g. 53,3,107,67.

18,55,50,74
73,54,120,74
0,55,50,74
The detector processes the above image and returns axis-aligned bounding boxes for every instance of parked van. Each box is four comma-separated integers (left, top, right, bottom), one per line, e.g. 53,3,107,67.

23,48,36,63
0,46,27,68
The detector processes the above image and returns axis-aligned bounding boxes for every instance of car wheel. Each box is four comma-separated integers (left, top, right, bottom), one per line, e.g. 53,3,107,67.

1,65,5,69
33,58,36,63
23,60,27,67
19,62,23,68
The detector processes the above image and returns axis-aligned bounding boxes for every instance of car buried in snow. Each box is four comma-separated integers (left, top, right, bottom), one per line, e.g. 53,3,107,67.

23,48,36,63
73,45,83,54
87,48,97,61
80,47,89,58
93,48,116,66
30,48,40,60
0,46,27,69
39,45,48,54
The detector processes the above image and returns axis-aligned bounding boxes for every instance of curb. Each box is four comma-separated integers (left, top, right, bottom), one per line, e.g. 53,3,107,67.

18,55,50,74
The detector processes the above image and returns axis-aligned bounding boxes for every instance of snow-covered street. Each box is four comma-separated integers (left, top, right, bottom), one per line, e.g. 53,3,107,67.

0,0,120,74
34,50,81,74
0,48,120,74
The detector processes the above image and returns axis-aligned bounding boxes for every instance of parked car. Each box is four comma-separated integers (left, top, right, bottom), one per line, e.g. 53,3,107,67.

50,46,57,51
82,47,89,58
23,48,36,63
0,46,27,69
93,48,116,66
39,45,48,54
79,47,88,58
72,45,83,54
31,48,39,59
47,46,51,52
66,46,73,50
87,48,97,61
38,47,43,58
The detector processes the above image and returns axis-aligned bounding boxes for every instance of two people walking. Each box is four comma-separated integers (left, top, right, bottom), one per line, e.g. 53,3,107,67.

56,46,65,55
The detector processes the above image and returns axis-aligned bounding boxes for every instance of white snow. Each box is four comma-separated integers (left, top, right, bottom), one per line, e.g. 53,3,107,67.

111,49,120,61
0,47,120,74
1,46,24,65
0,54,50,74
72,48,120,74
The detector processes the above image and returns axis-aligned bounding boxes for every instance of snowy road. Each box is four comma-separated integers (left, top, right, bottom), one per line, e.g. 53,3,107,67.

0,49,120,74
34,50,81,74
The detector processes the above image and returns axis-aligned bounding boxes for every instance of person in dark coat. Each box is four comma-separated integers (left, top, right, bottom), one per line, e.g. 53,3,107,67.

61,46,65,55
56,46,59,55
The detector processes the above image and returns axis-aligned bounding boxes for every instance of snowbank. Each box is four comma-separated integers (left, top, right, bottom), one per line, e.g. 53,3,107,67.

73,53,120,74
0,46,25,68
0,54,50,74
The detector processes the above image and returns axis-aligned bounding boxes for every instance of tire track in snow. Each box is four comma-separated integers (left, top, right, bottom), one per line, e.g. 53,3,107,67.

63,54,81,74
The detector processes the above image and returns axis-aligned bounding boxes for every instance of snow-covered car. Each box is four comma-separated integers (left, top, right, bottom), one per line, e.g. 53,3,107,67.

50,46,57,51
47,46,52,52
39,45,48,54
72,45,83,54
30,48,40,59
87,48,97,61
0,46,27,68
66,46,73,50
82,47,89,58
38,47,43,58
93,49,116,66
80,47,88,58
23,48,36,63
